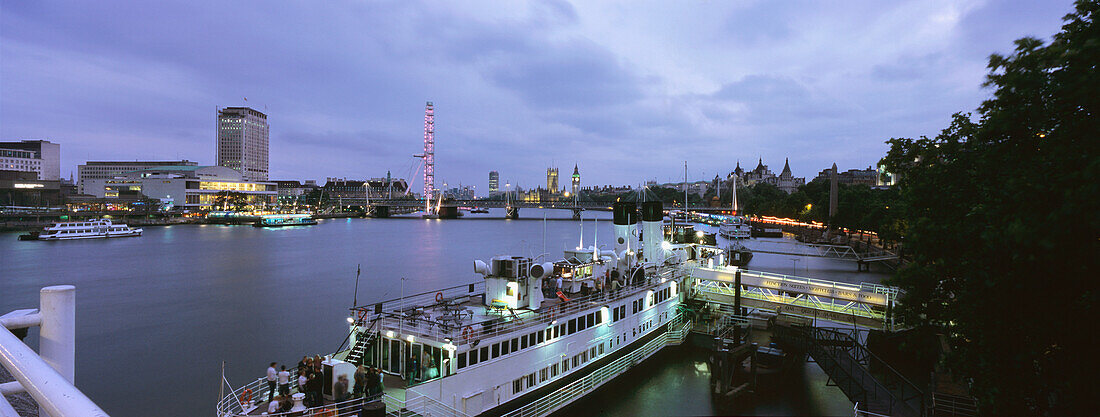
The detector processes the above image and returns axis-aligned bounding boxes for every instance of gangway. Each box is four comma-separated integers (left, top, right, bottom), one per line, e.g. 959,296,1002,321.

687,266,897,330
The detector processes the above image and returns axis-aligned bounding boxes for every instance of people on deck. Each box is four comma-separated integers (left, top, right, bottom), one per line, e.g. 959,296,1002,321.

268,394,284,414
277,365,291,396
297,369,308,394
298,355,310,371
353,365,367,398
334,374,349,403
266,362,278,402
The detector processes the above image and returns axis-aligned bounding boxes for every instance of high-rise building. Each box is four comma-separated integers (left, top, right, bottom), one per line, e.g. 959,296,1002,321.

489,171,499,193
0,140,60,181
217,107,269,181
546,167,559,194
78,160,198,194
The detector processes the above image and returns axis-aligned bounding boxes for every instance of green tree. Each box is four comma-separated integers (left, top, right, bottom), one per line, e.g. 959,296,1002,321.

881,2,1097,414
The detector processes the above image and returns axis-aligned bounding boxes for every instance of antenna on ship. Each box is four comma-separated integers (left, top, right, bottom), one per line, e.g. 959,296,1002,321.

352,264,361,308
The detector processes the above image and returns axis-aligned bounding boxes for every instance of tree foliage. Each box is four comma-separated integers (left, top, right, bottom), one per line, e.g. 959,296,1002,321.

881,2,1098,414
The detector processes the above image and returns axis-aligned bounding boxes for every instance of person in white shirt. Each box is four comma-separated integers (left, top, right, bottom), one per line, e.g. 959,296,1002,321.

266,362,278,403
297,369,307,392
277,366,291,396
267,395,282,414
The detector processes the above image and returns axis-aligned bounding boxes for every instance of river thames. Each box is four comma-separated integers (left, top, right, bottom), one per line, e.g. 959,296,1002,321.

1,209,889,416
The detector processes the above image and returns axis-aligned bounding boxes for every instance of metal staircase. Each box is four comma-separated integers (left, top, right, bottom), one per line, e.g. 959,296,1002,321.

775,325,924,417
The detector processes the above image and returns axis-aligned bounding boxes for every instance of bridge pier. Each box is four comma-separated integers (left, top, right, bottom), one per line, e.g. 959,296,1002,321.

856,260,868,272
572,208,582,220
437,206,460,219
506,207,520,219
369,206,390,218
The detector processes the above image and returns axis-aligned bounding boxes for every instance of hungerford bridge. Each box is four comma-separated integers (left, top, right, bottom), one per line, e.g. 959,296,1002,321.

351,197,731,219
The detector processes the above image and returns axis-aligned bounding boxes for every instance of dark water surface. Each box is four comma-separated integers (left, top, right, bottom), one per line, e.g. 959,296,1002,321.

0,210,888,416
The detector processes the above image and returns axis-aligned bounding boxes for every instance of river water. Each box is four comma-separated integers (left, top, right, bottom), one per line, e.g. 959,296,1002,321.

0,209,890,416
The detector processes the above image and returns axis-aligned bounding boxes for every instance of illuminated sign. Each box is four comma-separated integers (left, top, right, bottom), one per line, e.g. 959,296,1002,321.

14,183,44,189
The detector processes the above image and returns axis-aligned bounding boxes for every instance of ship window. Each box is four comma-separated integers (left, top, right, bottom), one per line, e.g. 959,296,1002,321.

527,373,536,387
599,344,605,355
580,351,587,363
544,329,551,341
501,341,510,356
521,336,528,349
568,319,576,334
590,346,598,358
572,355,579,368
554,326,560,338
511,339,518,352
492,343,501,358
458,352,467,369
619,306,625,319
632,300,637,314
562,359,569,371
551,364,559,377
538,331,545,344
528,333,536,346
587,314,594,327
480,346,488,362
539,368,548,382
513,378,523,394
577,318,586,332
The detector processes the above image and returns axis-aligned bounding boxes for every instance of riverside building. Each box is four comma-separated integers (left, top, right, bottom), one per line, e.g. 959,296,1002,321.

101,165,275,210
77,160,198,194
217,107,269,181
0,140,60,181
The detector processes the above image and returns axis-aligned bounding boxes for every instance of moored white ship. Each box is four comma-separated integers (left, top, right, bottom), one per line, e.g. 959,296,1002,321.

23,219,142,241
216,200,720,417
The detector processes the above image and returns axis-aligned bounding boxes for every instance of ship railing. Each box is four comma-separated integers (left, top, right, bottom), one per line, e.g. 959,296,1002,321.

354,281,488,319
500,312,685,417
371,272,685,347
217,379,431,417
853,403,892,417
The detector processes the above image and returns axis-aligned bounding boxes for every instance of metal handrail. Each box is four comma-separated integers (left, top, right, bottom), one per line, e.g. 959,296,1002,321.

371,268,686,347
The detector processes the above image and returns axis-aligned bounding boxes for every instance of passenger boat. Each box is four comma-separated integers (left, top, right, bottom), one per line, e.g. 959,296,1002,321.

469,207,489,214
253,214,318,227
216,200,722,417
718,216,752,240
21,220,142,241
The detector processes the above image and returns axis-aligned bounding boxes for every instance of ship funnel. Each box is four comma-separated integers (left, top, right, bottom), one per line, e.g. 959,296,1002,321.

640,200,664,263
612,201,637,255
529,262,553,280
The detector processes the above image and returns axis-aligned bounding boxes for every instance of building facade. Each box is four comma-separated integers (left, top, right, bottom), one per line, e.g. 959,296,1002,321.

77,160,198,194
489,171,499,193
546,168,559,195
217,107,269,181
0,140,60,181
813,166,878,186
727,158,805,194
103,165,275,209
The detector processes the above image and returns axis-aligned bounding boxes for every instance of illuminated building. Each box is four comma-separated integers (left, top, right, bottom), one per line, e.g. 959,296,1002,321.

217,107,269,181
100,165,275,209
0,140,60,181
489,171,499,193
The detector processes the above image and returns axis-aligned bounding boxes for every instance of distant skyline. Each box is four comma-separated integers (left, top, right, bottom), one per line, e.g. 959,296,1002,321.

0,1,1074,188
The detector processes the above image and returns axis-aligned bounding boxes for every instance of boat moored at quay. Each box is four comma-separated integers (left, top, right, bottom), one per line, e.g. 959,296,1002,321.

253,213,318,227
216,200,719,417
19,219,143,241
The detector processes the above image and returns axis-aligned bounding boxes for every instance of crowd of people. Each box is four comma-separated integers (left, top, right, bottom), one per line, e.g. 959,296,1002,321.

261,355,387,414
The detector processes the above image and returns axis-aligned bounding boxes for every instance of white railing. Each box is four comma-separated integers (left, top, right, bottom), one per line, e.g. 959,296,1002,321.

501,313,689,417
372,267,688,348
853,402,892,417
0,285,109,417
405,388,471,417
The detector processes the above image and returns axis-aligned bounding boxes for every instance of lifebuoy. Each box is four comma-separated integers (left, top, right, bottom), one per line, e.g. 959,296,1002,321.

462,326,472,340
239,388,252,405
436,292,444,303
357,310,368,322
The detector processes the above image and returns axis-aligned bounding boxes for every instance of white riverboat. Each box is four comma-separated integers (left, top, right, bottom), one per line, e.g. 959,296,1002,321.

25,220,142,241
216,200,722,417
718,216,752,240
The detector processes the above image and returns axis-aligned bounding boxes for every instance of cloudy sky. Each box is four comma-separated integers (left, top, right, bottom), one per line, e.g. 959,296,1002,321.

1,0,1074,190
